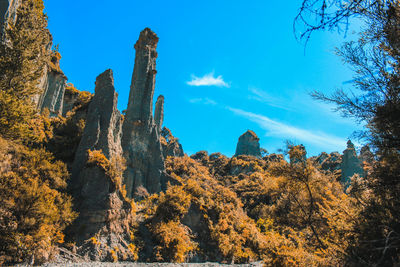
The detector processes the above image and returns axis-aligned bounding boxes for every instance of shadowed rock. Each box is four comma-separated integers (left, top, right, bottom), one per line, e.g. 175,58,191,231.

38,72,67,116
68,70,135,261
154,95,164,134
122,28,165,196
234,130,261,158
0,0,19,37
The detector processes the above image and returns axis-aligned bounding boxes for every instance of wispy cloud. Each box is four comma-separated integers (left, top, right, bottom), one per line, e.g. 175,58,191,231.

187,72,230,87
188,98,217,105
248,87,295,111
227,107,346,150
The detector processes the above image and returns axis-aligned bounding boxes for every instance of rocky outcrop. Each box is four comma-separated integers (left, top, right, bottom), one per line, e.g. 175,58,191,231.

62,84,80,116
154,95,164,134
341,140,364,185
37,53,67,116
122,28,165,197
313,151,342,172
161,127,184,158
234,130,261,158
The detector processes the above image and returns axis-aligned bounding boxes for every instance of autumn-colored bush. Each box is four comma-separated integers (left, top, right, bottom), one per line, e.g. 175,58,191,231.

0,137,77,264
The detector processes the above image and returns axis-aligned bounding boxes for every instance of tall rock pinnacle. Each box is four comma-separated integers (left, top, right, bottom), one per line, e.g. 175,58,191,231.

154,95,164,133
125,28,159,124
69,69,129,245
122,28,165,196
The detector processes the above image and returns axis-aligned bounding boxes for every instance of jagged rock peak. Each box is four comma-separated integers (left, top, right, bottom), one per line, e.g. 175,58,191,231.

134,27,159,50
125,27,158,124
235,130,261,158
72,69,122,177
69,69,127,246
154,95,164,133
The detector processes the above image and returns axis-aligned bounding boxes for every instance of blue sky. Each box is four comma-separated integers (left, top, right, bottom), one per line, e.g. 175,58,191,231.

44,0,363,157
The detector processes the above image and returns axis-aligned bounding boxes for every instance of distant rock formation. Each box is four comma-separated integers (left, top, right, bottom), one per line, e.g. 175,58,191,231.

122,28,165,196
313,151,342,172
161,127,184,158
68,70,135,261
341,140,364,185
234,130,262,158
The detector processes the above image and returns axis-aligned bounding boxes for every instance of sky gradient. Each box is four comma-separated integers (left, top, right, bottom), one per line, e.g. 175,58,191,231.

44,0,363,157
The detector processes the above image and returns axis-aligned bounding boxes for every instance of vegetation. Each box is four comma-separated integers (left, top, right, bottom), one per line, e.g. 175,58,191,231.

0,0,399,265
0,0,77,264
0,137,76,264
297,0,400,264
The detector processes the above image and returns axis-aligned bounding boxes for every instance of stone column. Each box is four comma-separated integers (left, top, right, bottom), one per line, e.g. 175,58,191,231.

122,28,165,197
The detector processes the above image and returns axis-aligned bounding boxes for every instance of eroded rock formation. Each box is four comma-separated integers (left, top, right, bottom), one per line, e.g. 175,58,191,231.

37,54,67,116
122,28,165,196
234,130,262,158
154,95,164,134
71,70,122,176
68,70,136,261
161,127,184,158
70,70,124,237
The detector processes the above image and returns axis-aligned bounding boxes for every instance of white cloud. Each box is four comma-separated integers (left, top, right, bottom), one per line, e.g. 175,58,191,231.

227,107,346,150
187,72,230,87
188,98,217,105
248,87,295,111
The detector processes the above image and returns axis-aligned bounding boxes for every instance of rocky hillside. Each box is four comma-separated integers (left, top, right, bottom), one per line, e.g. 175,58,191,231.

0,1,377,266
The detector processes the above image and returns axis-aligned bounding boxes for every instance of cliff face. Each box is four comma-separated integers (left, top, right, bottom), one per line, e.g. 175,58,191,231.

121,28,166,197
234,130,262,158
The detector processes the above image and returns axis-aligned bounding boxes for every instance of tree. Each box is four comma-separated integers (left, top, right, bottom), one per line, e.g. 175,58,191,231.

296,0,400,264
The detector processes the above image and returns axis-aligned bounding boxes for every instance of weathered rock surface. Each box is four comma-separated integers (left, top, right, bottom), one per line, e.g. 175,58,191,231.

122,28,166,196
154,95,164,134
72,69,122,179
62,85,80,116
234,130,261,158
69,70,132,250
36,52,68,116
341,140,364,185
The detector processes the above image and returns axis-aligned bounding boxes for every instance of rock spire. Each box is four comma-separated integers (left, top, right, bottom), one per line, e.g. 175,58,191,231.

122,28,165,197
